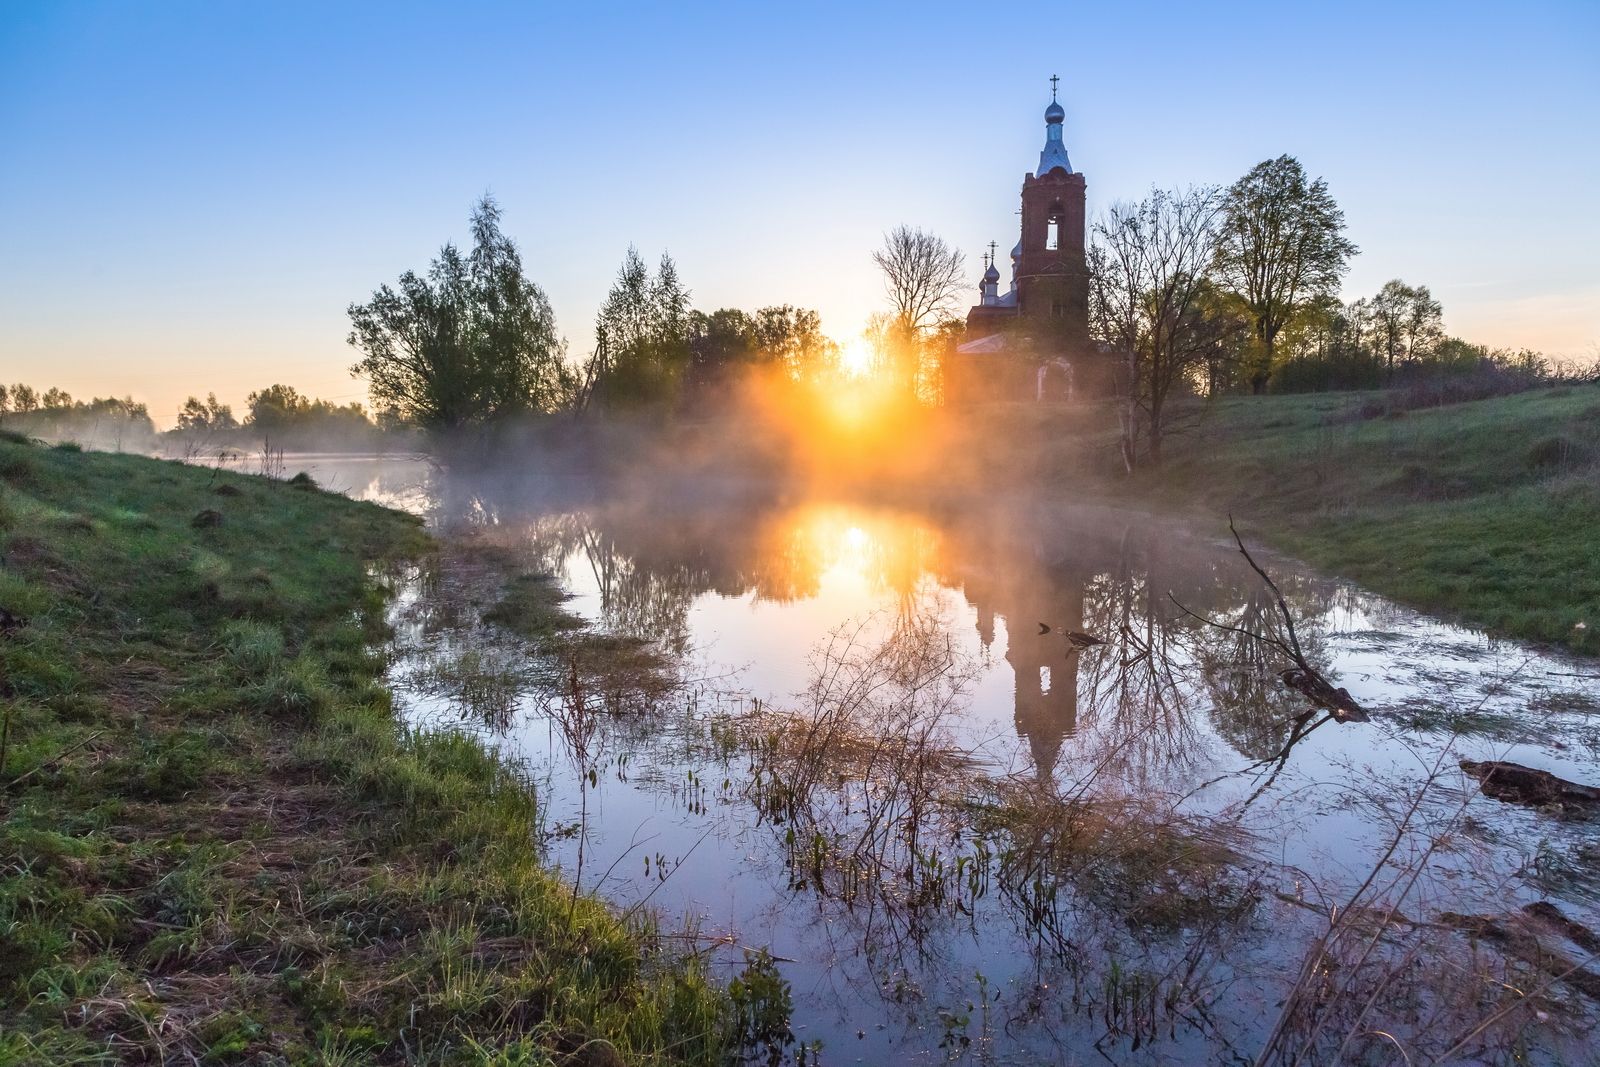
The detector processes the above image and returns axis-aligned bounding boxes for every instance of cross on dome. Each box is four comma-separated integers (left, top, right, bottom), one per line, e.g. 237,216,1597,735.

1037,76,1073,176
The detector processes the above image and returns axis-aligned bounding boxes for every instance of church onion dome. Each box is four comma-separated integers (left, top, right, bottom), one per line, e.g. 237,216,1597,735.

1036,80,1074,177
1010,241,1021,261
983,261,1000,282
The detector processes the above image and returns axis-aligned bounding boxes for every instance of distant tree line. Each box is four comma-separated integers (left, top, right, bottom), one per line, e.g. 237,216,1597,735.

0,385,157,451
0,381,400,455
169,384,393,452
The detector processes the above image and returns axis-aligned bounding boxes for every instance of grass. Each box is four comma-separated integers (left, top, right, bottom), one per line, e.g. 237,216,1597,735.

0,439,728,1065
969,386,1600,654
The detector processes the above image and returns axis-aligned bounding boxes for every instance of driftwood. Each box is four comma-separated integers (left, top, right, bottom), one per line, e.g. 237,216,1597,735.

1460,759,1600,814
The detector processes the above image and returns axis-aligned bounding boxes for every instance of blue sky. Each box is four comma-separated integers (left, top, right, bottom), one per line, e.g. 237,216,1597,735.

2,0,1596,422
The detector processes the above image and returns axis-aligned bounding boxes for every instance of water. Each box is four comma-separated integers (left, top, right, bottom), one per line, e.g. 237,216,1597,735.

300,454,1600,1064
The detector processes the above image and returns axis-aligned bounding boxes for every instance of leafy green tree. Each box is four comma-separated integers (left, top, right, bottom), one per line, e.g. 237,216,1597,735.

1215,156,1358,394
686,305,834,388
41,387,73,411
585,247,693,408
1369,279,1444,379
244,383,311,435
175,393,239,433
9,384,37,413
347,196,570,433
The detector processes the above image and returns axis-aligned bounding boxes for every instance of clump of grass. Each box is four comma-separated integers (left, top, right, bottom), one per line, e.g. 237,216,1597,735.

288,470,317,490
219,618,285,674
483,572,583,638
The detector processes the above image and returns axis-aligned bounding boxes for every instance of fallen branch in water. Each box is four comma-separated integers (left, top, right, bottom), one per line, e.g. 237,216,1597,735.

1460,759,1600,814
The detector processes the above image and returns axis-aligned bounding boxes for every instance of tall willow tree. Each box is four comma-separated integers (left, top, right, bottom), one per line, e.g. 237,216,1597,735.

581,247,693,408
1214,156,1357,394
347,196,572,436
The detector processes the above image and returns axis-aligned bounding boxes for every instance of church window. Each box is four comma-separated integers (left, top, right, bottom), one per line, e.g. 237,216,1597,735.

1051,299,1066,317
1046,217,1059,251
1040,665,1052,694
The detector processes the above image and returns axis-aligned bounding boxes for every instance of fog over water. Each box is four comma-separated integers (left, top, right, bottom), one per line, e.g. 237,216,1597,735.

298,453,1600,1065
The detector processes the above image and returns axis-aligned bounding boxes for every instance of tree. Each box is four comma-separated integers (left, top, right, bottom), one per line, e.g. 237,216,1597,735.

348,195,570,434
1214,156,1358,394
41,387,73,411
176,393,239,434
1369,279,1443,379
9,384,38,413
245,384,311,434
871,225,966,333
584,247,694,408
1091,186,1228,467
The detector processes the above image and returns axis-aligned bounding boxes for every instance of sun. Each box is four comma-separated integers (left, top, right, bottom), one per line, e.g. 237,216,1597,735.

838,337,876,379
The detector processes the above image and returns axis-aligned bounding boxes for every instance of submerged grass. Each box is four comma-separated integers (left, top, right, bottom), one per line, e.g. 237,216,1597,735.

0,439,727,1064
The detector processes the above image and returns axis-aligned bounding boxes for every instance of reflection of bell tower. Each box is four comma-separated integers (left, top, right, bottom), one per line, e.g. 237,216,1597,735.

1005,560,1084,781
948,512,1087,782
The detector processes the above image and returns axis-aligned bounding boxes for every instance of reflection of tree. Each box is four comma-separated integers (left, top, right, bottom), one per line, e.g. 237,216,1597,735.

431,480,954,656
1074,533,1205,786
1186,567,1340,762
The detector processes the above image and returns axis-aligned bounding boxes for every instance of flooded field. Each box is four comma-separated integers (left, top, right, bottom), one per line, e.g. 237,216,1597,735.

300,454,1600,1065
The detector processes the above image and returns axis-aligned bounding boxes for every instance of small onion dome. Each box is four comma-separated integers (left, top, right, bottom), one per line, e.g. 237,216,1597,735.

1011,241,1022,261
1045,100,1065,124
983,261,1000,282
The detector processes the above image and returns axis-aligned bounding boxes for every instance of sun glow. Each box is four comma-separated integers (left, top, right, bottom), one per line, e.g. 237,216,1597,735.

838,337,876,379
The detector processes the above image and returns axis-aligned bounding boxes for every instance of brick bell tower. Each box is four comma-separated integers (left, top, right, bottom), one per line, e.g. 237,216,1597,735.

1016,76,1090,353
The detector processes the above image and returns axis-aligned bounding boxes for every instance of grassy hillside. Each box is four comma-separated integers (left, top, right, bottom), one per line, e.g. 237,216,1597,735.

1120,386,1600,654
0,436,725,1064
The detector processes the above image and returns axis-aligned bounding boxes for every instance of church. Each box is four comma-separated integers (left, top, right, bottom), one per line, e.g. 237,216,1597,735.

945,80,1112,405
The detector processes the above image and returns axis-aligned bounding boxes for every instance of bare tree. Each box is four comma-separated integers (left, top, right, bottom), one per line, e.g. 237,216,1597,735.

1091,186,1228,468
1214,156,1358,394
871,226,966,402
871,225,966,332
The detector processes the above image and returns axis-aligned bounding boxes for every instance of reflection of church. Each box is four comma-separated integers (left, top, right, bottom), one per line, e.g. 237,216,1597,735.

946,78,1113,406
960,534,1086,781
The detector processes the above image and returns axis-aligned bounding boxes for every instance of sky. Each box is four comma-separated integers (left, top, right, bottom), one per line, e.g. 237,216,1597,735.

2,1,1597,425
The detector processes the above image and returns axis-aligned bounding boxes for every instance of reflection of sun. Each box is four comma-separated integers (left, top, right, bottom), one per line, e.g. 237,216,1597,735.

838,337,875,379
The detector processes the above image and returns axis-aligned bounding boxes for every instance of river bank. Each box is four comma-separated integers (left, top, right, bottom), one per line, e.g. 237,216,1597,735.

954,385,1600,655
0,434,726,1064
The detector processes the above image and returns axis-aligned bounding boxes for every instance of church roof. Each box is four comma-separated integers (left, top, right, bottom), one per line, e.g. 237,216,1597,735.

956,333,1011,355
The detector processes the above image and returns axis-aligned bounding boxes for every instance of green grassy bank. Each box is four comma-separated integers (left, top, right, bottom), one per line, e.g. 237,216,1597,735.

1119,386,1600,654
0,435,726,1065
